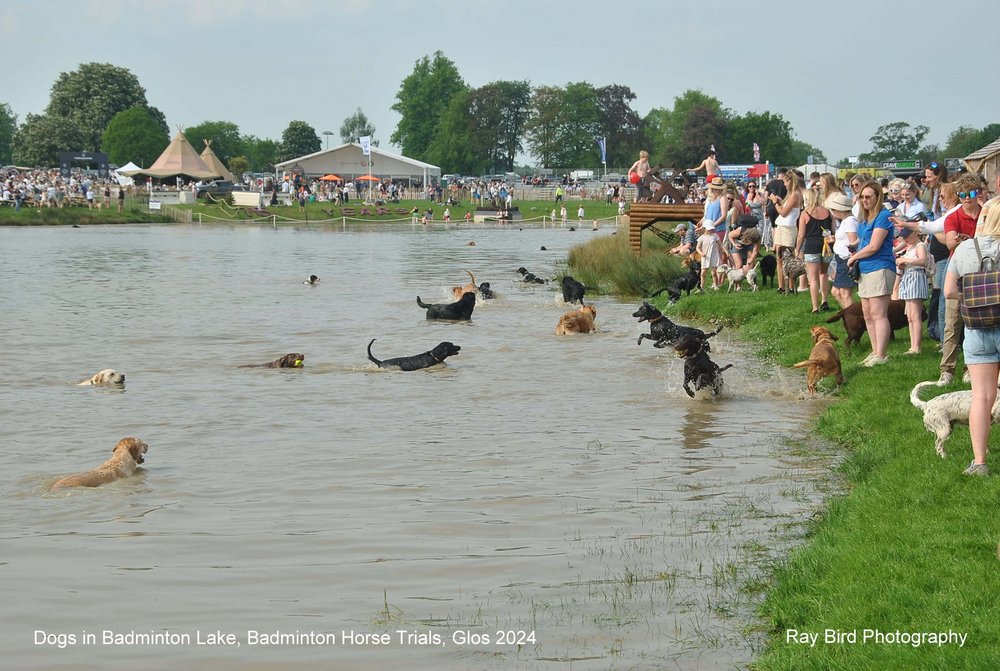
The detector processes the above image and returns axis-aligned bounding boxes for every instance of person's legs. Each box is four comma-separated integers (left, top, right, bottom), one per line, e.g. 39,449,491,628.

935,262,948,343
905,299,923,352
941,298,963,380
775,246,786,292
967,362,999,467
806,261,821,311
819,260,831,307
868,294,891,359
860,297,876,360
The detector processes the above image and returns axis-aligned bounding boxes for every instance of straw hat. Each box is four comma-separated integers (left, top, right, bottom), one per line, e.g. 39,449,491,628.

824,193,853,212
706,176,725,191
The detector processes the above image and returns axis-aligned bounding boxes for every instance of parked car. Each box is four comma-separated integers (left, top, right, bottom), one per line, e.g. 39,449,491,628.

196,180,235,198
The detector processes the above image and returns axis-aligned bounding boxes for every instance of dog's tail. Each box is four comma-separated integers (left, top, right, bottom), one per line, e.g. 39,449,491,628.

366,338,382,366
825,309,846,324
792,359,816,369
706,324,724,338
718,364,734,373
464,270,477,287
416,296,431,309
909,380,938,411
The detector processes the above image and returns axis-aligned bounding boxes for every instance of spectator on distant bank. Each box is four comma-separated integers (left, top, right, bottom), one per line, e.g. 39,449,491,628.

689,149,720,181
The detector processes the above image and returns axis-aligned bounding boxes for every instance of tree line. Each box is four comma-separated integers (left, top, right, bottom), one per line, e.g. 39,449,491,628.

0,58,996,175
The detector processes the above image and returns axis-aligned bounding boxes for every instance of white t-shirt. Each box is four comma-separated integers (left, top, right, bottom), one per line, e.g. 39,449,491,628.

948,236,1000,277
833,215,859,259
895,199,927,220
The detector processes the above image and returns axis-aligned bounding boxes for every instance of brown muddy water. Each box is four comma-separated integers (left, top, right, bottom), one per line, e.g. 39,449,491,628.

0,222,833,670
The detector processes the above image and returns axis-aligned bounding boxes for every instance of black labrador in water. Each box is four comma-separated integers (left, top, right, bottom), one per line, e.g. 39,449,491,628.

673,335,733,398
416,292,476,320
367,339,461,371
561,275,587,304
516,267,547,284
651,260,701,304
632,302,723,350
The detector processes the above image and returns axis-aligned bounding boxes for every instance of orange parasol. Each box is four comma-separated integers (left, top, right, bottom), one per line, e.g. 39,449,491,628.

319,174,342,181
356,175,381,181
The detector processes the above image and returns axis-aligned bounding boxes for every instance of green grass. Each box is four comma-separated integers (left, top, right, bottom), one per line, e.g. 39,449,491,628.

0,204,171,225
566,243,1000,670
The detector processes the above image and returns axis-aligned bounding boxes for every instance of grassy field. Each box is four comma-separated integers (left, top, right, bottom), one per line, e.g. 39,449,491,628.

0,204,172,225
565,239,1000,670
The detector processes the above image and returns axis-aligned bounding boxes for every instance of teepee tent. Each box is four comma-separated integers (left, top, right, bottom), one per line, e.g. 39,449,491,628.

135,129,220,180
199,140,235,182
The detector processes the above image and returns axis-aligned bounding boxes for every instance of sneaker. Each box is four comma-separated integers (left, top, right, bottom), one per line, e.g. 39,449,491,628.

863,355,889,367
963,462,989,477
820,301,830,311
963,370,971,383
937,372,953,386
861,353,876,366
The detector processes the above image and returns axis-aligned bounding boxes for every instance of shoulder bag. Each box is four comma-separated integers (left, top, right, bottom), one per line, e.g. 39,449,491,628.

959,238,1000,329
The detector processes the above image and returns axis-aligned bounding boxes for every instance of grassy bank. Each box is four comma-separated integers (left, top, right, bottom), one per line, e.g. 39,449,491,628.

0,205,172,225
566,238,1000,669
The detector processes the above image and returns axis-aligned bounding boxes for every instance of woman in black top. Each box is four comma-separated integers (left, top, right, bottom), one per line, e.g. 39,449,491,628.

796,187,835,313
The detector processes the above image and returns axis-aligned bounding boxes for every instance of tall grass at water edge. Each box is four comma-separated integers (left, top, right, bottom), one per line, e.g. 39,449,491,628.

564,230,680,298
565,236,1000,670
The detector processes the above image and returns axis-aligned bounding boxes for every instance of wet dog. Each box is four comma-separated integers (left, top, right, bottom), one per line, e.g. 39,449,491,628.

561,275,587,304
674,335,733,398
792,326,844,394
477,281,495,300
632,302,722,350
304,274,320,285
367,339,461,371
417,292,476,320
51,437,148,490
78,369,126,386
910,380,1000,458
555,305,597,335
825,300,920,346
451,270,480,301
516,267,547,284
780,249,806,293
241,353,304,368
652,258,701,303
759,254,777,288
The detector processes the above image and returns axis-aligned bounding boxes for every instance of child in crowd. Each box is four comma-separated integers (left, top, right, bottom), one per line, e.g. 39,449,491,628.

696,223,722,290
895,227,929,354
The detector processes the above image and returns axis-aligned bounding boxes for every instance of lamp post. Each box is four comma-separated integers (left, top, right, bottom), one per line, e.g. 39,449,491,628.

323,131,333,150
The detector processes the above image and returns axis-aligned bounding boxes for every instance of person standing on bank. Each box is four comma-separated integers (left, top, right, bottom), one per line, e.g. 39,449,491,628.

847,181,896,367
895,227,929,354
943,205,1000,476
826,193,859,309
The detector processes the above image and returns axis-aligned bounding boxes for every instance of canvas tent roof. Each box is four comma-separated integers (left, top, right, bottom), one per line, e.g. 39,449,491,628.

135,129,220,180
274,143,440,183
199,140,234,182
116,161,143,177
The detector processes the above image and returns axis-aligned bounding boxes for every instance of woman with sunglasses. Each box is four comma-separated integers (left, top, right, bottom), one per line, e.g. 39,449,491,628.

847,181,897,366
937,175,985,385
943,205,1000,476
921,161,949,218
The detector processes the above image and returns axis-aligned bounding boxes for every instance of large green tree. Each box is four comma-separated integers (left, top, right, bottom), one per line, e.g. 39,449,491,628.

943,123,1000,159
390,51,466,161
595,85,645,169
676,105,727,169
525,83,601,169
725,111,795,165
466,80,531,173
643,90,726,165
340,108,378,147
426,90,480,175
12,113,86,167
243,136,280,172
0,102,16,165
860,121,929,163
278,120,320,163
45,62,167,151
183,121,244,164
100,107,169,167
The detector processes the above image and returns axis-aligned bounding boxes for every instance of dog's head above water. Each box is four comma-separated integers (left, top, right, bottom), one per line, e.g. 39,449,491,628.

431,342,462,361
632,302,660,322
673,335,708,359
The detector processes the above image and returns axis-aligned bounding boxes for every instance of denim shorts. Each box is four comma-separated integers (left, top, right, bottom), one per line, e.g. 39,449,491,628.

804,253,832,264
963,326,1000,365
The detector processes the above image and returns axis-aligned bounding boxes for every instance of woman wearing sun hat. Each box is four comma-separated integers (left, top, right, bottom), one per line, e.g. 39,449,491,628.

826,192,859,309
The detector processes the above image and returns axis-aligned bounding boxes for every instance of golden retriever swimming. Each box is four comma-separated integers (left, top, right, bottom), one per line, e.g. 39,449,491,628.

51,437,148,490
451,270,479,301
555,305,597,335
77,369,125,386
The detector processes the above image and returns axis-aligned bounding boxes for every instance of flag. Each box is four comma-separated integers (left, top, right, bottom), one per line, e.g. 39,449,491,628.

753,142,760,162
709,144,716,153
596,137,606,164
359,136,371,156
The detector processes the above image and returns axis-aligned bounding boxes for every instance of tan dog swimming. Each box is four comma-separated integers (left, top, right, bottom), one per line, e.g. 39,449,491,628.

78,369,125,386
793,326,844,394
51,437,148,490
555,305,597,335
451,270,479,301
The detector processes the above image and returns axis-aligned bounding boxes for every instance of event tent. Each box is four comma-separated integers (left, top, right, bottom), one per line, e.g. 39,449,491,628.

199,140,235,182
134,129,220,181
274,143,439,185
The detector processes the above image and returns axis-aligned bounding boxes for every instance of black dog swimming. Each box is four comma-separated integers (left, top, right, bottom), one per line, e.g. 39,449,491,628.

516,267,547,284
674,334,733,398
367,339,460,371
651,260,701,304
561,275,587,304
416,292,476,320
632,302,723,349
477,282,495,300
759,254,777,289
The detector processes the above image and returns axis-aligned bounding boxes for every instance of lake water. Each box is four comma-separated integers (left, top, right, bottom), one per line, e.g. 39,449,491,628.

0,221,831,670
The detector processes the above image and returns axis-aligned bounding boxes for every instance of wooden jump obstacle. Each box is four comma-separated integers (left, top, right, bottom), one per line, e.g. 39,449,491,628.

626,203,706,254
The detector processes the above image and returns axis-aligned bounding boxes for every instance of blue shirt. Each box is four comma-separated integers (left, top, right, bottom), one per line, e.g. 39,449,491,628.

857,209,896,274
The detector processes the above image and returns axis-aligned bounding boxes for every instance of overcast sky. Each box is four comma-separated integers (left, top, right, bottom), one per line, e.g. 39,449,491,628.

2,0,997,166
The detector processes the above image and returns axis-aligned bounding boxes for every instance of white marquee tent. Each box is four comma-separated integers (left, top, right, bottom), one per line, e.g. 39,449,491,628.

275,143,440,185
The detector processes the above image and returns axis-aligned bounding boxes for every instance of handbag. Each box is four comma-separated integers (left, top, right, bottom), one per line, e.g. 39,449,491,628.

959,238,1000,329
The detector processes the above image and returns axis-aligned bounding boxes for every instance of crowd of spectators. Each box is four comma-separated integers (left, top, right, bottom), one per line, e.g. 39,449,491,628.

1,167,127,212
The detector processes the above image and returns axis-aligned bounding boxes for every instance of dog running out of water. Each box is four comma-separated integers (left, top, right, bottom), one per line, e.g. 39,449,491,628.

555,305,597,335
792,326,844,395
674,334,733,398
910,381,1000,459
367,339,461,371
240,353,304,368
77,369,126,386
51,437,148,490
416,292,476,320
561,275,587,304
651,257,701,304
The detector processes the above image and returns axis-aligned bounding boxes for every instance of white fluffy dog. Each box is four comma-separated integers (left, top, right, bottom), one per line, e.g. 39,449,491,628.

717,261,759,293
910,380,1000,458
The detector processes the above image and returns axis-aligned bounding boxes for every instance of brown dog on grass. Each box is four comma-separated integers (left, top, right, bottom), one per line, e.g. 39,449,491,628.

555,305,597,335
825,300,922,346
793,326,844,394
51,437,148,490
